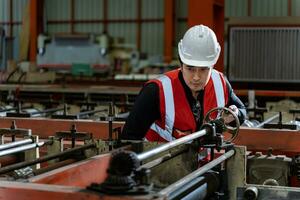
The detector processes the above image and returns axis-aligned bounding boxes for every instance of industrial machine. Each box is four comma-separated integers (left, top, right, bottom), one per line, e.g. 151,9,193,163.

0,106,298,199
0,107,240,200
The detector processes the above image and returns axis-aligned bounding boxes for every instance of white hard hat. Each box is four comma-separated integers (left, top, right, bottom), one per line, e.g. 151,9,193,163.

178,25,221,67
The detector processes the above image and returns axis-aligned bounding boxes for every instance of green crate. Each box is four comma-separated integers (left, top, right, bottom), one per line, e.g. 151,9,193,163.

71,63,93,76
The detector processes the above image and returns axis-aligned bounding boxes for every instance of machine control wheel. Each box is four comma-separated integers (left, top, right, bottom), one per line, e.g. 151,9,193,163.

204,107,240,142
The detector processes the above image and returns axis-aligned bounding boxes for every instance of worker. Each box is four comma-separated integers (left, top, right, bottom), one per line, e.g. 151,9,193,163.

121,25,246,142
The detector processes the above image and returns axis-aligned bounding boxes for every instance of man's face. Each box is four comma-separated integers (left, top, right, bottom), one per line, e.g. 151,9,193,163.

181,64,212,92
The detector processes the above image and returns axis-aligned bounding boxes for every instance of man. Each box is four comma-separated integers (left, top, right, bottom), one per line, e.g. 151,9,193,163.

121,24,246,141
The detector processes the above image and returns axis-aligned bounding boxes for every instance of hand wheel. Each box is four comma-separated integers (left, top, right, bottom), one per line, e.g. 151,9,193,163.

204,107,240,142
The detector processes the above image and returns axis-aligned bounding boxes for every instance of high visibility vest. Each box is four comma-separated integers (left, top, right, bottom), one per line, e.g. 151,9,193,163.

145,69,228,142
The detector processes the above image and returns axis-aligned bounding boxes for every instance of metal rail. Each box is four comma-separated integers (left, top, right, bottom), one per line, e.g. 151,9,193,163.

0,138,33,151
76,109,107,118
30,107,65,115
0,105,32,112
0,141,48,157
137,128,209,161
0,143,95,174
256,113,280,128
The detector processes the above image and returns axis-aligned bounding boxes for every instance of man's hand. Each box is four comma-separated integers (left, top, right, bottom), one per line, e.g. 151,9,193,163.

223,105,239,124
172,129,192,138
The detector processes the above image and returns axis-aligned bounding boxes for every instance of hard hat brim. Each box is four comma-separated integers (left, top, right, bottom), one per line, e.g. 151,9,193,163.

178,42,220,68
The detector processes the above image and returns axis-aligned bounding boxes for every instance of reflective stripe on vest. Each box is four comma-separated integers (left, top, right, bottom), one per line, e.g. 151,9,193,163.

150,75,175,142
211,69,225,107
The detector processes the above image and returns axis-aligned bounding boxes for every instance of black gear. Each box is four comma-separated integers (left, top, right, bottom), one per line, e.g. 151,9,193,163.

108,150,140,176
96,151,140,193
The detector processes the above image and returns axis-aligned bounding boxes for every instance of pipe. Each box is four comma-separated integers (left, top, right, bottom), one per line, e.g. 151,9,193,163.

244,186,258,200
256,113,280,128
0,143,95,174
30,107,65,115
0,105,32,112
137,128,209,161
0,138,33,151
77,109,107,119
159,149,235,196
139,145,189,170
0,141,48,157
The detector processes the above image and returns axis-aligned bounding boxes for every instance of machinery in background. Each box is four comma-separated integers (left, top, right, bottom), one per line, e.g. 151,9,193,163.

0,107,298,199
0,119,116,181
0,83,138,116
37,33,110,75
0,107,241,199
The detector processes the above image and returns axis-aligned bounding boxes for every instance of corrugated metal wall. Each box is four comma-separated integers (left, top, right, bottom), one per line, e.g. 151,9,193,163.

292,0,300,16
5,0,300,63
74,0,103,33
44,0,165,57
142,0,163,18
226,0,300,84
13,0,29,39
141,0,164,56
225,0,300,17
252,0,287,16
108,0,137,47
225,0,248,17
0,0,9,33
0,0,29,60
229,27,300,82
175,0,188,58
45,0,70,33
0,0,30,37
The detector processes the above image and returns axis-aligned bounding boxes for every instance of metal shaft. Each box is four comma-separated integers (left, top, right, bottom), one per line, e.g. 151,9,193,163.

0,143,95,174
0,138,33,151
256,113,280,128
0,142,46,157
0,105,31,112
137,128,208,161
31,107,65,115
139,145,188,170
159,149,235,196
76,109,107,118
